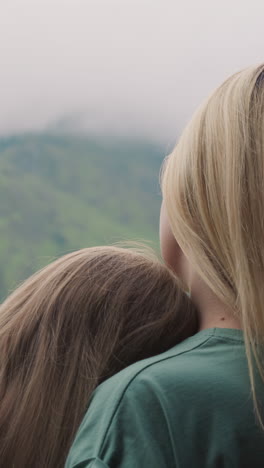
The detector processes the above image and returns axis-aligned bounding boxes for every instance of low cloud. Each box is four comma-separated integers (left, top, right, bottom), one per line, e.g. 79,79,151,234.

0,0,263,142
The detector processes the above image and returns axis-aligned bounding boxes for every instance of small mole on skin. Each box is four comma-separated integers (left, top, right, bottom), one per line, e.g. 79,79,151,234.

220,317,225,321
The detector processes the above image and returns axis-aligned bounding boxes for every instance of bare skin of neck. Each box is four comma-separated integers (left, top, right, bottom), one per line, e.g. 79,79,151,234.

159,203,241,331
190,273,242,331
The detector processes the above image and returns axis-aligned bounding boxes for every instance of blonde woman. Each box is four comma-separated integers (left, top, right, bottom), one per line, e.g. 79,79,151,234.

0,246,196,467
66,65,264,468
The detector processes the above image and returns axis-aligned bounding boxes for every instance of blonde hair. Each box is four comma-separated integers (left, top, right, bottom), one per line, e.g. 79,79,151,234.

0,245,197,467
162,64,264,425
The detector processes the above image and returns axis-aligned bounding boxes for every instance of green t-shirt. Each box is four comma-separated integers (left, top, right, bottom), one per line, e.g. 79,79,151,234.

65,328,264,467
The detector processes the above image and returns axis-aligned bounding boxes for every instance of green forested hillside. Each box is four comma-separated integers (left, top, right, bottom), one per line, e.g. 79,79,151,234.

0,133,164,300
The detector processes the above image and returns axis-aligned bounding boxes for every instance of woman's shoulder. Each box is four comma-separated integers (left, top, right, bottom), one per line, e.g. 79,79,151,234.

73,329,216,434
95,328,214,393
100,327,244,388
94,328,245,402
66,328,254,468
79,327,246,439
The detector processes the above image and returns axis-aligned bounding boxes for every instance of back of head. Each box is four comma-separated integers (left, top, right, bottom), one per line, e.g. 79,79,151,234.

0,245,197,467
162,64,264,423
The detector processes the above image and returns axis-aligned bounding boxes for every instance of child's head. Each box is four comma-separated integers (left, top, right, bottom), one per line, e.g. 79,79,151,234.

0,245,197,467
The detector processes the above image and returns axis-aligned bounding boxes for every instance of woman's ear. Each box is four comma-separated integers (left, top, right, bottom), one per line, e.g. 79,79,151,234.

159,201,181,271
159,201,190,289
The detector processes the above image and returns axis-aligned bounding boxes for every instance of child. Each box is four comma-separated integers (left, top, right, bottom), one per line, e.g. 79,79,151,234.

0,245,197,467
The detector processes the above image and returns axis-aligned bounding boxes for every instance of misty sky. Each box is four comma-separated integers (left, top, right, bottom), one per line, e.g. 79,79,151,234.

0,0,263,142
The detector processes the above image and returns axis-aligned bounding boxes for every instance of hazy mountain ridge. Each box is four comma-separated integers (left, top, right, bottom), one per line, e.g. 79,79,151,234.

0,133,164,300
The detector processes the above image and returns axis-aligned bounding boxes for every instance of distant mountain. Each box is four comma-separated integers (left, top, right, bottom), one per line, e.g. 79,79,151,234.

0,133,165,300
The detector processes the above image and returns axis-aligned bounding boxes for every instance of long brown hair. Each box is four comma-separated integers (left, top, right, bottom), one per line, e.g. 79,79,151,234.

0,245,197,467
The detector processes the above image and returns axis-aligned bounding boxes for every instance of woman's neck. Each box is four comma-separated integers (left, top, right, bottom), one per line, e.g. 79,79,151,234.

198,304,242,331
191,275,242,331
